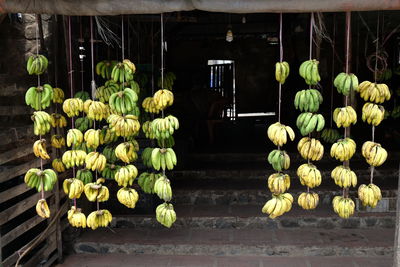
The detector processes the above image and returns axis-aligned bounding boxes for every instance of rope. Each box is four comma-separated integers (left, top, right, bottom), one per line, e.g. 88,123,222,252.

90,16,96,98
330,15,336,128
308,13,314,90
160,13,166,177
121,15,125,61
79,17,84,92
277,13,282,124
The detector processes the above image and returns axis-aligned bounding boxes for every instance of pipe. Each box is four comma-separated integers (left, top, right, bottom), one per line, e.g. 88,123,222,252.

1,0,400,15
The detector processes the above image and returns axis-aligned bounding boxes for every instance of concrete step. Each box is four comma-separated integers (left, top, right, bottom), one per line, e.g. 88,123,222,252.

59,253,393,267
74,227,394,257
112,204,395,230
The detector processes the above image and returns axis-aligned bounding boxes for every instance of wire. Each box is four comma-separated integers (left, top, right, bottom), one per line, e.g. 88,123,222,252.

330,15,336,128
277,13,282,124
160,13,166,177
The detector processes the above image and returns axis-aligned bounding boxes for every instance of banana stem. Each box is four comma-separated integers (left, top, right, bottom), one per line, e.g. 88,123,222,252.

370,166,375,184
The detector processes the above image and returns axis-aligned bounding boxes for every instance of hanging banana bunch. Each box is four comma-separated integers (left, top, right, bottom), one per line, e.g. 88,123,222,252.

262,14,295,219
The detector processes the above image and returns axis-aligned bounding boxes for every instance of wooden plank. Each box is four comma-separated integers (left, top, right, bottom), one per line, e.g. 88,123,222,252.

0,125,33,147
0,191,53,225
0,182,33,204
20,231,57,267
0,144,33,165
0,158,50,183
0,106,31,116
42,253,58,267
0,84,25,97
1,215,46,247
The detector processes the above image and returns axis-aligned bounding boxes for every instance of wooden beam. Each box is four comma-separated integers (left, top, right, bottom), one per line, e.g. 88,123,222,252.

0,191,53,225
0,144,33,165
0,158,50,183
0,106,31,116
1,215,46,247
1,0,400,15
0,182,34,204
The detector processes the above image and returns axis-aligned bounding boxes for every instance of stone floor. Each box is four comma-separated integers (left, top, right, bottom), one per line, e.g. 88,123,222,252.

58,253,393,267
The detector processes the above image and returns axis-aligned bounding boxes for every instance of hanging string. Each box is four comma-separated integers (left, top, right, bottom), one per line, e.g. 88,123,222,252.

160,13,166,177
121,15,125,61
90,16,96,98
79,17,85,93
277,13,283,124
68,16,77,207
307,13,314,166
330,15,336,128
151,20,155,95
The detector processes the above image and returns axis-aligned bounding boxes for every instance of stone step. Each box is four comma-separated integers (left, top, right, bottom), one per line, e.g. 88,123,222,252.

59,253,393,267
112,204,395,230
74,227,394,257
172,189,397,206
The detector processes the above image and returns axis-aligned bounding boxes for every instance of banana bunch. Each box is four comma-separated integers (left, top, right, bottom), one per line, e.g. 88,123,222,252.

51,135,65,148
101,126,118,144
74,91,90,102
27,54,48,75
138,172,161,194
296,113,325,136
87,210,112,230
84,100,109,121
294,89,323,112
361,141,387,167
95,80,120,103
151,148,177,171
120,80,140,95
96,60,118,80
84,129,104,149
298,192,319,210
111,59,136,83
157,72,176,90
62,150,87,168
68,206,86,228
63,98,84,117
333,106,357,128
267,150,290,171
297,137,324,161
84,178,109,202
107,114,140,137
25,168,57,191
275,61,290,84
102,164,119,180
359,81,391,103
115,142,139,163
32,111,52,135
25,84,54,110
331,165,357,188
156,202,177,228
108,88,138,114
330,138,356,161
85,152,107,171
52,158,65,172
33,139,50,159
142,147,154,168
117,187,139,208
67,129,84,147
332,196,355,219
50,113,67,128
268,173,290,194
36,199,50,218
358,183,382,208
158,136,175,148
63,178,84,199
151,115,179,140
114,165,138,187
154,175,173,201
333,72,359,95
321,128,341,143
267,122,295,146
77,169,93,184
297,163,322,188
362,103,385,126
153,89,174,110
52,87,65,104
142,97,161,114
299,59,320,85
103,145,118,163
142,121,155,139
75,117,93,132
262,193,293,219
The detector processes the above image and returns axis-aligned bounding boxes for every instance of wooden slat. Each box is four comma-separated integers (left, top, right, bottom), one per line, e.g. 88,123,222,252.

0,106,31,116
1,215,46,247
0,84,25,97
0,158,50,183
42,253,58,267
0,125,33,147
0,191,53,225
20,231,57,267
0,182,33,204
0,144,33,165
